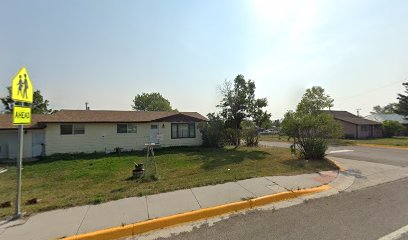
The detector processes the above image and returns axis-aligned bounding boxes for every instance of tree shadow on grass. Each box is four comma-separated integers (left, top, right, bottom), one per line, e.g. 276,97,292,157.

21,150,146,166
186,148,271,171
18,146,271,171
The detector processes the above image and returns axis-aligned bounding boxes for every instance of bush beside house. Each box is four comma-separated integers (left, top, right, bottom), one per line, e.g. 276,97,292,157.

382,120,405,138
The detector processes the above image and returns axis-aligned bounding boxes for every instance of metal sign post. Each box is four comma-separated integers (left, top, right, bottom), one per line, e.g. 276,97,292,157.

15,125,24,217
11,66,34,219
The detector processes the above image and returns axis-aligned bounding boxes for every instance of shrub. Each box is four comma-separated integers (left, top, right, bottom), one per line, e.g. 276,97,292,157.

241,121,259,147
198,113,225,147
224,128,240,146
281,86,342,160
382,120,405,138
282,112,341,160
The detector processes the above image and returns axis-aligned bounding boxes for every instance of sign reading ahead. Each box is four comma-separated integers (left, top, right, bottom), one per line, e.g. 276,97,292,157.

11,67,33,103
13,106,31,125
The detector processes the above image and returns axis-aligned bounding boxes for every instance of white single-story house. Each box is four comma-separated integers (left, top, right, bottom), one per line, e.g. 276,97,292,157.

0,110,207,160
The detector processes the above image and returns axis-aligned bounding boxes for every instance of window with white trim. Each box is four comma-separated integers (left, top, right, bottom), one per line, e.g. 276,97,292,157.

171,123,195,138
117,123,137,133
60,124,85,135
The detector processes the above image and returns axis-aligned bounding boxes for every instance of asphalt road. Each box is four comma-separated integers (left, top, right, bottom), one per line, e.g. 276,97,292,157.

161,177,408,240
327,145,408,167
259,141,408,167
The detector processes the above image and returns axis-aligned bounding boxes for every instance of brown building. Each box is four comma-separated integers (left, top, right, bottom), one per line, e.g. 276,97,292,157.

322,110,382,139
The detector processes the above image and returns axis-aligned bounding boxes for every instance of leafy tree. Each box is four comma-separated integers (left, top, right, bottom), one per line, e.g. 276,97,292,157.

281,86,342,160
1,87,54,114
198,113,225,147
132,92,175,111
370,103,398,114
296,86,334,115
396,82,408,117
382,120,405,138
218,75,269,146
253,109,272,129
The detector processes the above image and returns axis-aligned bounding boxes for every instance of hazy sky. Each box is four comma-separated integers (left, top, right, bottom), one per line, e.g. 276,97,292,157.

1,0,407,118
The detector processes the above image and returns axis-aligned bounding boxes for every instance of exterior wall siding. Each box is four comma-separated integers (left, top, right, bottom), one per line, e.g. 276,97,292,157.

336,120,382,138
0,130,35,159
45,122,203,156
336,120,382,139
356,125,382,138
337,120,357,138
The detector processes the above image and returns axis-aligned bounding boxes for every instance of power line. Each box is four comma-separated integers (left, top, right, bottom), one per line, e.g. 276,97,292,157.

335,79,404,102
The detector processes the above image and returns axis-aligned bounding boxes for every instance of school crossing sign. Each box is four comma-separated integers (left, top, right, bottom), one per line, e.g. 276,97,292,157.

12,67,33,103
10,66,35,218
11,67,33,126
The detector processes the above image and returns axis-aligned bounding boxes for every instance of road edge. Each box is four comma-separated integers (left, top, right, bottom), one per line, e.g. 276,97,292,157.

355,143,408,150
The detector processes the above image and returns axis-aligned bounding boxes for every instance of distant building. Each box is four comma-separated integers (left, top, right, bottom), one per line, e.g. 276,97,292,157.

365,113,408,136
322,110,382,139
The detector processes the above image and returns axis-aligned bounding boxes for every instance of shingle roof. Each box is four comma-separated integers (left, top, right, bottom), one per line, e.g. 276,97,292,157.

0,110,208,130
0,114,49,130
38,110,208,123
322,110,381,125
365,114,408,124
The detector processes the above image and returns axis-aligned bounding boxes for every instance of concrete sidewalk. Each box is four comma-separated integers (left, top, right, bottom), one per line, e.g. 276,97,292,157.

0,171,340,240
329,157,408,192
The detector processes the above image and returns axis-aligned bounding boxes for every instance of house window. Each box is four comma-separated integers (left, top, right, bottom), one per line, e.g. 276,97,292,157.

361,125,369,131
171,123,195,138
73,124,85,134
60,124,85,135
117,123,137,133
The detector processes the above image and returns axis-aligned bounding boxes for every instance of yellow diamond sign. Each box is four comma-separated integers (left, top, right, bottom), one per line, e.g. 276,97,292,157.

13,106,31,125
12,67,33,103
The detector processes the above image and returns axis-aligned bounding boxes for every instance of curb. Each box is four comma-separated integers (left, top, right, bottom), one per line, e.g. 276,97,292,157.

355,143,408,150
327,158,346,172
64,185,331,240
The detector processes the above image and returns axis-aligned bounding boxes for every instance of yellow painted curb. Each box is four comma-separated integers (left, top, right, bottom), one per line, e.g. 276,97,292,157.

355,143,408,150
64,184,331,240
327,158,346,172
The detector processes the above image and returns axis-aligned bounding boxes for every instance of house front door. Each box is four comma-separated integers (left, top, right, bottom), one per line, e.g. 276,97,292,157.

150,125,159,144
32,131,45,157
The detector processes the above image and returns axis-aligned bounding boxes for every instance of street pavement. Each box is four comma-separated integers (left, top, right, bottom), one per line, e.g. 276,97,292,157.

158,177,408,240
328,145,408,167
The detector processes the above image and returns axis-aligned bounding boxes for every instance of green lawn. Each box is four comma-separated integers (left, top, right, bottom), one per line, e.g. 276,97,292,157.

0,146,336,219
259,134,290,142
334,136,408,147
259,134,408,148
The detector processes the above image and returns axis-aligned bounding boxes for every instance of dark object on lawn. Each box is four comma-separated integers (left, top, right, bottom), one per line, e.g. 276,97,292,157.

115,147,123,154
133,163,144,178
0,201,11,208
26,198,41,205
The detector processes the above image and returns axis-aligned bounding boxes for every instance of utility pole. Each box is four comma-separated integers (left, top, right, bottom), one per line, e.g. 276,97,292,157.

356,108,362,117
85,102,89,110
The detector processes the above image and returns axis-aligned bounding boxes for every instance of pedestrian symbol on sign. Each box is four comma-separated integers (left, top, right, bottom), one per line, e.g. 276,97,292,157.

12,67,33,103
